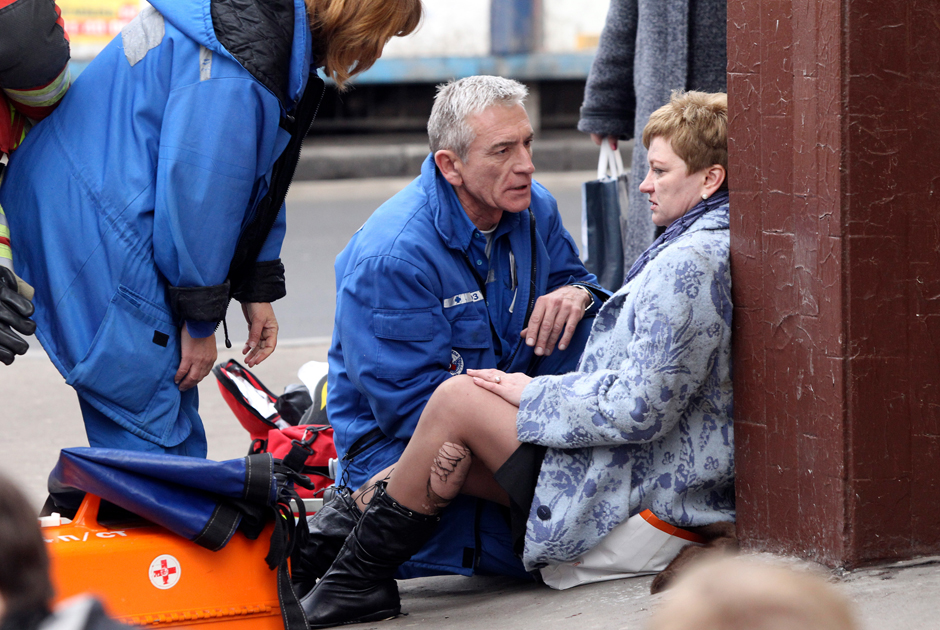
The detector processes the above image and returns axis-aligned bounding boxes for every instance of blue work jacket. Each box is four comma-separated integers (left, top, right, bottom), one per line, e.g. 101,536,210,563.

0,0,315,446
328,154,606,577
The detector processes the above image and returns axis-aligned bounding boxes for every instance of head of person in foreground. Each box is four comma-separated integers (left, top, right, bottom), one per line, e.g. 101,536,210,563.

0,474,53,629
647,556,858,630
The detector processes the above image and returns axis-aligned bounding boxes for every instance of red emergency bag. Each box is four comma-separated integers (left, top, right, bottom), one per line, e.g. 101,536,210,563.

252,424,336,499
212,359,336,498
212,359,283,442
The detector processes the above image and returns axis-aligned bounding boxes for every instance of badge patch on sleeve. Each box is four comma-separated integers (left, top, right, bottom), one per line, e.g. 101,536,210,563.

448,350,464,375
443,291,483,309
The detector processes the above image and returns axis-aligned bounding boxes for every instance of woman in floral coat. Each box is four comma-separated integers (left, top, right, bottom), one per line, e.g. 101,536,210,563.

298,91,734,629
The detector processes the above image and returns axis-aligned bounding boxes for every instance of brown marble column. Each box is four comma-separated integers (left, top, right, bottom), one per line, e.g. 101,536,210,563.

729,0,940,567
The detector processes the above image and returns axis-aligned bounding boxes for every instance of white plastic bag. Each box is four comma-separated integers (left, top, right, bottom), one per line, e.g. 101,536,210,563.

539,509,704,590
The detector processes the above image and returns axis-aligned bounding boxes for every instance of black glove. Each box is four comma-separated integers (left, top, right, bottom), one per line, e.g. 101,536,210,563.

0,266,36,365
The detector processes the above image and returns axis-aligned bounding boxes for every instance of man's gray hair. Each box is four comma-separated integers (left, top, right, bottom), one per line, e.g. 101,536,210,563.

428,76,529,160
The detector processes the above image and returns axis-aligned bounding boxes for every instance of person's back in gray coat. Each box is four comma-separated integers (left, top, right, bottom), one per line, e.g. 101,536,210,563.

578,0,726,270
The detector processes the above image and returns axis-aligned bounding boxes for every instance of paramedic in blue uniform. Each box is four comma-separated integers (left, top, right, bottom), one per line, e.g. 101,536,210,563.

0,0,421,456
326,75,609,580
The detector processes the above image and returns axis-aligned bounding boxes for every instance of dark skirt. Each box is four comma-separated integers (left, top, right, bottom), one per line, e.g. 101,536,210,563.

493,442,547,556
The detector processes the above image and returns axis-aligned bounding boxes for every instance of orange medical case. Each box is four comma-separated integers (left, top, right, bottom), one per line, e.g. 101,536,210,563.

43,493,284,629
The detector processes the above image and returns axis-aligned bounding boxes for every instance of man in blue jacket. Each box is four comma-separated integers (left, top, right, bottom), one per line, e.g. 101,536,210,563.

322,76,609,581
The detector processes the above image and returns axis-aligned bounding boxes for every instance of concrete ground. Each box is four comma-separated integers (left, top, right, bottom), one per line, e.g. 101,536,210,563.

3,343,940,630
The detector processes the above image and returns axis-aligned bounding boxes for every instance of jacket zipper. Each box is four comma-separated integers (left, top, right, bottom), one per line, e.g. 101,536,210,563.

504,210,538,368
278,77,325,213
217,75,326,347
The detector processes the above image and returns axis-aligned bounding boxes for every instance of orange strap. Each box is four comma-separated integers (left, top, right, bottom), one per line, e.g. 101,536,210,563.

639,509,708,544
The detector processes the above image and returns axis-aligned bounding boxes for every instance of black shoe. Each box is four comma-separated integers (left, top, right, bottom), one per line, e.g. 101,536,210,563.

300,482,439,628
291,486,363,597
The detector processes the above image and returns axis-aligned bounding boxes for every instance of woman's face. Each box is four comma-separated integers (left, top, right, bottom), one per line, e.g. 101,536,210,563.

639,136,708,228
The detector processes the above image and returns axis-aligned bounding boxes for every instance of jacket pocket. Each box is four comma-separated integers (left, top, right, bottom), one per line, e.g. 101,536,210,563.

373,308,436,379
66,286,179,426
374,309,434,341
450,317,491,349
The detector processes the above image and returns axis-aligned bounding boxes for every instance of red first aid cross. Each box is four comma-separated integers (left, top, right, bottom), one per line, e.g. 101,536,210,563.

153,559,178,585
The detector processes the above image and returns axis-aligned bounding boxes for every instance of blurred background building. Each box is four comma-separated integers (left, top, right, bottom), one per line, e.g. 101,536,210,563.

62,0,608,135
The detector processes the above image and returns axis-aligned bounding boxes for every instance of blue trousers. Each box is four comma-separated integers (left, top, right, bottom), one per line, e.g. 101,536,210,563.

78,388,208,457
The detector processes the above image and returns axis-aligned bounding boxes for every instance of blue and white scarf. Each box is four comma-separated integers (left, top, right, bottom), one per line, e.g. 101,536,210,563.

623,190,730,286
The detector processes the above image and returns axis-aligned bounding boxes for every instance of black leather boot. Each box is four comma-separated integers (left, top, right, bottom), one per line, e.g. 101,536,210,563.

291,486,363,597
300,481,440,628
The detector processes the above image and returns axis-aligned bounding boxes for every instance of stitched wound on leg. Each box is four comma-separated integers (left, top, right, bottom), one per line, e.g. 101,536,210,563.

425,442,471,512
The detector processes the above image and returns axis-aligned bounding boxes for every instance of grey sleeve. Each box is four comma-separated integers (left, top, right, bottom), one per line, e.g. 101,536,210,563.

577,0,639,139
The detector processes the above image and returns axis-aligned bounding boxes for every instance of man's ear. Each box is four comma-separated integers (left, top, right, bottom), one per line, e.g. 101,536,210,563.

434,150,464,187
703,164,727,197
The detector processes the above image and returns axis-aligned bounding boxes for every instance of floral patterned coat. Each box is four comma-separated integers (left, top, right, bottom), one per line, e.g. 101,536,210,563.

516,204,734,571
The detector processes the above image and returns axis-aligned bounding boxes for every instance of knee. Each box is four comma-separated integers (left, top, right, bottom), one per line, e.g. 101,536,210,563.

415,375,481,442
438,374,476,395
424,374,476,418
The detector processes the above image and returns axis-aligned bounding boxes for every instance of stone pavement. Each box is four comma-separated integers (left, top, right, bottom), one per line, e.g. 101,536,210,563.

2,343,940,630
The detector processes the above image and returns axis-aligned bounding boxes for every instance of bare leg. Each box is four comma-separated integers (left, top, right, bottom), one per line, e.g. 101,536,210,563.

354,454,508,513
300,377,522,627
384,374,522,515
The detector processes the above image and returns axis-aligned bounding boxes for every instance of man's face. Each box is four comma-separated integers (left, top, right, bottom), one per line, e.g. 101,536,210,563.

452,104,535,227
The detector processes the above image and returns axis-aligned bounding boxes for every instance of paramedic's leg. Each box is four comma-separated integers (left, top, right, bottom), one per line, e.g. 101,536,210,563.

177,388,208,456
78,388,207,457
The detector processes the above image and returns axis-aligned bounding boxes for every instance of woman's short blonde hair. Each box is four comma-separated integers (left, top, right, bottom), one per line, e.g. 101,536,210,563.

305,0,422,91
642,91,728,178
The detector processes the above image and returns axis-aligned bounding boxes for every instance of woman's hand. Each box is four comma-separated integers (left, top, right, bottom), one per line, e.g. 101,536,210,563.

175,325,217,391
591,133,619,150
242,302,278,367
467,369,532,407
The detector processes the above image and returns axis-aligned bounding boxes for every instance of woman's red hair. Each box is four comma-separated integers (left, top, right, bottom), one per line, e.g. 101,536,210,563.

306,0,422,91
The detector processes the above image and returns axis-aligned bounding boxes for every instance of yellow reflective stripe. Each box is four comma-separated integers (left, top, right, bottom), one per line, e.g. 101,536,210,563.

4,66,71,108
0,201,10,263
0,203,9,244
